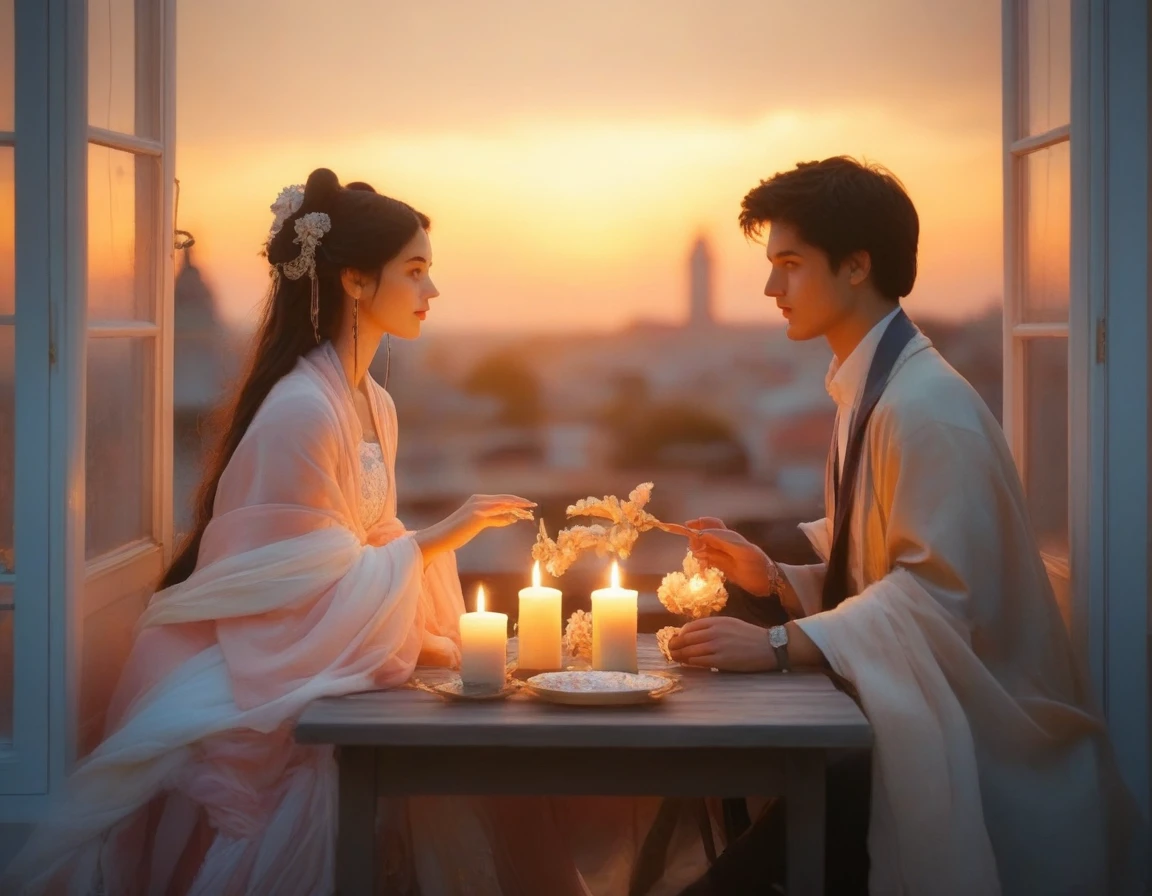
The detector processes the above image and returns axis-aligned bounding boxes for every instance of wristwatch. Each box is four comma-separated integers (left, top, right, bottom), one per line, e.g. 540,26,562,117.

768,625,791,673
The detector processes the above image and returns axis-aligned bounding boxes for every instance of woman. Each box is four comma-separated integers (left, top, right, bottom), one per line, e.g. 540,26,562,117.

2,168,560,894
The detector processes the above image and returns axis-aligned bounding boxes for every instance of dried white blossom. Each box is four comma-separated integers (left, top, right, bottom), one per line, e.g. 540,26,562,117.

535,482,669,577
656,625,681,664
564,609,594,660
657,550,728,619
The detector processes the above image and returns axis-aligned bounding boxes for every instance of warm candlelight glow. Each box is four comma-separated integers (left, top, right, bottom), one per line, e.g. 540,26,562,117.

532,561,542,589
476,584,486,613
610,560,621,589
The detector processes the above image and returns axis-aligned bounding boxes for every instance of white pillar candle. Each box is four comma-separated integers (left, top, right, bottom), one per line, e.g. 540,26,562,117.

518,561,562,671
591,561,638,673
460,585,508,689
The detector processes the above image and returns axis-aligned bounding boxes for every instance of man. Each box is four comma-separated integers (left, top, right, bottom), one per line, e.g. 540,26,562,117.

670,157,1141,895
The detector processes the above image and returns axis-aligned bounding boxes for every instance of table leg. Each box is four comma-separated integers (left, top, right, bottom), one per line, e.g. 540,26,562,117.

785,751,826,896
336,746,378,896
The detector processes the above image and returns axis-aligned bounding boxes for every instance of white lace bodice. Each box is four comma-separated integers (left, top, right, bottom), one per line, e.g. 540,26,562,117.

358,440,390,528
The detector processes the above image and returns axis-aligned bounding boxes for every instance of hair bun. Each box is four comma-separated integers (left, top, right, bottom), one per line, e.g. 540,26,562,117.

301,168,342,212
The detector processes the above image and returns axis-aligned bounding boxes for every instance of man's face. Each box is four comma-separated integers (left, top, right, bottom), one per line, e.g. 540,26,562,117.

762,221,856,342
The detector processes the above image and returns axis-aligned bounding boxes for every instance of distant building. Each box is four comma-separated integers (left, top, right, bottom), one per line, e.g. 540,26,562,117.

688,235,714,328
172,247,240,533
173,246,231,416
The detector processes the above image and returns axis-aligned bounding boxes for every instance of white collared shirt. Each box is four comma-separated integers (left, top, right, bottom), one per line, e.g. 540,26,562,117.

825,307,902,480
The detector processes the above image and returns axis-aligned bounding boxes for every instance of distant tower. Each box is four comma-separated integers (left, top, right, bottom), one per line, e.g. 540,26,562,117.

173,245,229,415
688,236,714,327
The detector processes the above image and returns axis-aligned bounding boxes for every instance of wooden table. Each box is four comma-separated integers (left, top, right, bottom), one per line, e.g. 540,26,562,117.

295,637,871,896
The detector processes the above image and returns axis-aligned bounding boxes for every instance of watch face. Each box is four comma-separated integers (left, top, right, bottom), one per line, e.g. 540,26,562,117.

769,626,788,648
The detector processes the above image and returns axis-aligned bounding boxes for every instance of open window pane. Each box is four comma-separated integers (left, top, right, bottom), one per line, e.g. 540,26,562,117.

0,598,11,745
1025,0,1071,136
85,336,154,559
0,146,12,317
0,326,11,574
1023,337,1069,559
0,0,12,132
87,144,158,322
1020,141,1070,323
88,0,136,135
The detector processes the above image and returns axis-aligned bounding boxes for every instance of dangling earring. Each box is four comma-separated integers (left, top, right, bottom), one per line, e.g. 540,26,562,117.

352,296,359,382
309,272,321,344
384,335,392,390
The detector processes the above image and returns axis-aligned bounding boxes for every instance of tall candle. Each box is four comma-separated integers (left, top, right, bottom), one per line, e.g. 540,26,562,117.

460,585,508,689
518,561,562,671
591,561,638,672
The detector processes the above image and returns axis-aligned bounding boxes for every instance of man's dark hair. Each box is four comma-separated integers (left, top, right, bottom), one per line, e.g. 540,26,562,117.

739,156,919,301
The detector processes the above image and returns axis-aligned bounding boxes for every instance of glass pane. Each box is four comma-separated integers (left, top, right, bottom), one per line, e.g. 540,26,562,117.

0,601,11,744
1023,337,1069,559
0,326,10,574
0,146,11,317
88,144,158,321
1021,141,1070,323
1025,0,1071,136
88,0,137,135
86,337,154,558
0,0,13,131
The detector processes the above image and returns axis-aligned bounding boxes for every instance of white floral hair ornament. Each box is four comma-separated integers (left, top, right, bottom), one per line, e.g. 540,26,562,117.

268,184,305,242
276,211,332,344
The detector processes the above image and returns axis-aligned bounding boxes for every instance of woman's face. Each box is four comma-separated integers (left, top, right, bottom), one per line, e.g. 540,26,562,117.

358,227,439,340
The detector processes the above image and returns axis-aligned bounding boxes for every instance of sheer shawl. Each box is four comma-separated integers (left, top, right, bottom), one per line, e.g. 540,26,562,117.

2,343,467,895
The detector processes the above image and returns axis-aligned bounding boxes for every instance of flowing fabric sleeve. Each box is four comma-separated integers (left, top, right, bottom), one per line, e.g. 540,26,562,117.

141,380,426,710
776,520,829,619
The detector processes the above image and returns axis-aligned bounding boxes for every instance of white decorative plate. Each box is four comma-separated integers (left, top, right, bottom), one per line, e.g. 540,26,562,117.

525,670,678,706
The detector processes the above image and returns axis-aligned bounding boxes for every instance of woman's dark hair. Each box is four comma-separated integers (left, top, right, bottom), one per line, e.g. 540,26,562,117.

160,168,429,588
739,156,919,301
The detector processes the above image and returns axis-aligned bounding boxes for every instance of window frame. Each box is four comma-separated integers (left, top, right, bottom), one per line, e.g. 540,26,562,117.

0,0,175,809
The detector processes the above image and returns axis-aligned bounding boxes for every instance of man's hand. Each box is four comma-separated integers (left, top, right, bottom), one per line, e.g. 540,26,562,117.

667,617,776,672
685,524,776,597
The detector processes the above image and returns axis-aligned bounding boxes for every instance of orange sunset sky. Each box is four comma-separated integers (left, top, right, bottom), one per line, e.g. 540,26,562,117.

170,0,1004,332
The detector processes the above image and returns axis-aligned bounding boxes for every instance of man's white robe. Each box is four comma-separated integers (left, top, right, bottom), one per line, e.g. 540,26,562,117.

778,330,1143,895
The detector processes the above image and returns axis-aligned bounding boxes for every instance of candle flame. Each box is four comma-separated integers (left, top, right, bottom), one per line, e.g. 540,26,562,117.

610,560,621,589
532,560,541,588
476,584,486,613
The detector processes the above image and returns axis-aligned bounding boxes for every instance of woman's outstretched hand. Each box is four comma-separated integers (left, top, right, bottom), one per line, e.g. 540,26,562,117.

414,494,536,559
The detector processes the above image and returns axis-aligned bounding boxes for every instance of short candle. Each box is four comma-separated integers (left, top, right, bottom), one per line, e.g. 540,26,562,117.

518,561,562,670
459,585,508,689
591,561,638,673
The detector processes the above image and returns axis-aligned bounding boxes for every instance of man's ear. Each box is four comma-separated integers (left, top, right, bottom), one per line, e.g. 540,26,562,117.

845,250,872,287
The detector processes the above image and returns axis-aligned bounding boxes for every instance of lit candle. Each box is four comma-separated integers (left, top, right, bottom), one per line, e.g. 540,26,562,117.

518,561,562,671
591,561,638,672
459,585,508,689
